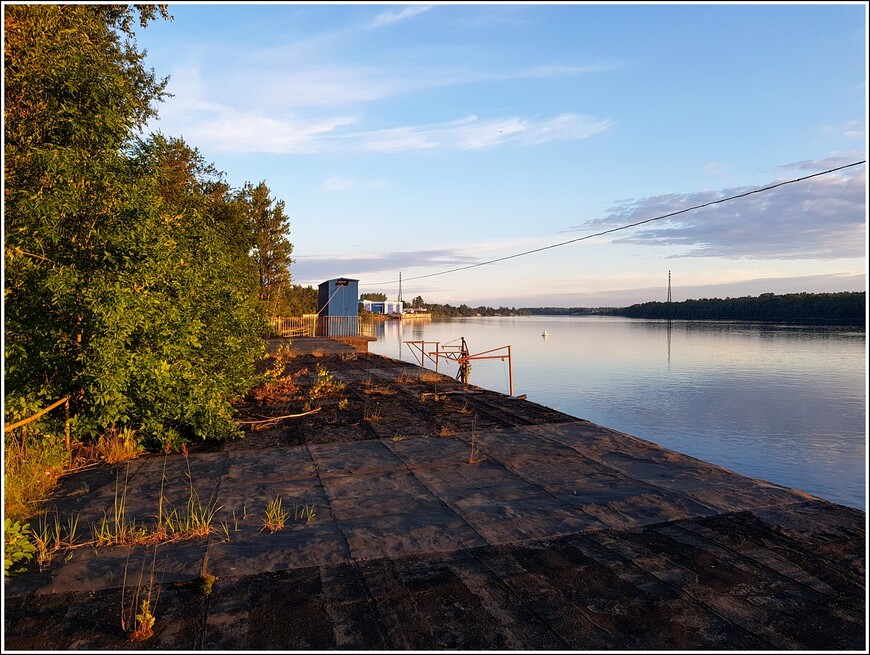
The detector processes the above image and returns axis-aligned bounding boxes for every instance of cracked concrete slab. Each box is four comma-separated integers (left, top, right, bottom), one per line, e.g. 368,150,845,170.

3,346,864,650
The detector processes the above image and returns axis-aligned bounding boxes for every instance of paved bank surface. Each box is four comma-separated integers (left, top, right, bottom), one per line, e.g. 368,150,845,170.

3,339,866,650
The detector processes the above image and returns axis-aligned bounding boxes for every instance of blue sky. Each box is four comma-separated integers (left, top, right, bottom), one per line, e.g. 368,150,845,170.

134,2,867,307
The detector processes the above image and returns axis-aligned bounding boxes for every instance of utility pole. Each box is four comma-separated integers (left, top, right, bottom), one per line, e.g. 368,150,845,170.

398,272,403,308
668,271,673,369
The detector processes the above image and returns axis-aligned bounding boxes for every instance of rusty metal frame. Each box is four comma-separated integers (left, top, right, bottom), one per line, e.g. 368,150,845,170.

403,340,441,373
406,337,514,396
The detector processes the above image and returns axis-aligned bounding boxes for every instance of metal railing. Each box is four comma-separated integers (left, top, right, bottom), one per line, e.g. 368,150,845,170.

270,315,375,338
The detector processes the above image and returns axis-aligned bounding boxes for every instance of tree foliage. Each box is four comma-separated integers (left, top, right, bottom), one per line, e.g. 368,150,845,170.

410,299,529,317
238,181,294,314
4,5,270,449
608,292,865,325
283,285,319,315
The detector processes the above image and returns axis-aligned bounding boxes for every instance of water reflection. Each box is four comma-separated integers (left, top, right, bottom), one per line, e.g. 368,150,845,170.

369,316,866,510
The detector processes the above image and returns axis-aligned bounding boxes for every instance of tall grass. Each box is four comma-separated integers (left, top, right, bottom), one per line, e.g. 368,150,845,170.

3,432,70,523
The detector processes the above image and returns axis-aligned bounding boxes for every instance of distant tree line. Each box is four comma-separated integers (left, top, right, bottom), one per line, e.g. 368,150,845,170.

524,307,617,316
607,292,865,325
398,297,529,317
422,303,531,317
405,292,865,325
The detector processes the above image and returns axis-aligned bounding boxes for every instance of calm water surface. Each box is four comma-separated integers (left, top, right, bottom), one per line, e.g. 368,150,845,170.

369,316,867,510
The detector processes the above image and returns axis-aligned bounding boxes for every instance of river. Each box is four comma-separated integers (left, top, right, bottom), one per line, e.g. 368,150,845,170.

367,315,867,510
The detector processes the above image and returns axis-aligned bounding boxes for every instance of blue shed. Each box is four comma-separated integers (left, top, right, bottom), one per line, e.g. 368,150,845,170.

318,278,359,316
317,278,359,336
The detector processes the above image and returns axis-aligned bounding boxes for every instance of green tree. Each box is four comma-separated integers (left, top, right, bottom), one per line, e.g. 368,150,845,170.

283,285,318,315
238,181,294,314
360,293,387,301
4,3,172,425
4,5,265,449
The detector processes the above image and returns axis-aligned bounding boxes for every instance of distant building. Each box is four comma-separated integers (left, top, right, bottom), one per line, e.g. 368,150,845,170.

360,299,403,315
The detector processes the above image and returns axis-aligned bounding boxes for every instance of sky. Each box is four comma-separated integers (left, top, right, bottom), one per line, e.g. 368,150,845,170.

132,2,868,307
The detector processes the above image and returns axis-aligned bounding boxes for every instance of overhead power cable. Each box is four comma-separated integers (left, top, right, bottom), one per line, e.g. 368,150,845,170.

365,159,865,287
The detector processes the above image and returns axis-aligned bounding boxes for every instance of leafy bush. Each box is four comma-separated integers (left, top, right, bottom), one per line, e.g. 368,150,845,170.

4,7,270,451
4,519,36,577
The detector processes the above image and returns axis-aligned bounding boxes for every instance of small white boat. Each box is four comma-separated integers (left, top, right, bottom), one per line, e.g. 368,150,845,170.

542,330,548,339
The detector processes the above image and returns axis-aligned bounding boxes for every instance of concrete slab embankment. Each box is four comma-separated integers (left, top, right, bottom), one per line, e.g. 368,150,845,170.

3,341,865,650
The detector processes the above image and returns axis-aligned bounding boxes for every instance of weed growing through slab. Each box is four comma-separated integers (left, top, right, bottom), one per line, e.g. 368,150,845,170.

468,415,482,465
363,403,383,422
437,425,454,438
396,368,442,384
306,364,346,407
196,547,217,597
293,501,316,523
251,367,307,404
29,518,54,571
362,374,396,396
121,546,161,643
130,599,156,643
97,427,143,464
273,341,294,363
93,465,147,547
421,371,442,383
91,450,220,550
395,369,418,384
153,446,222,543
262,496,291,532
30,509,80,570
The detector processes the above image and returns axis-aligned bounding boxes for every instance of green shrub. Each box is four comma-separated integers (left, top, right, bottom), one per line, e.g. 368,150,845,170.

4,518,36,577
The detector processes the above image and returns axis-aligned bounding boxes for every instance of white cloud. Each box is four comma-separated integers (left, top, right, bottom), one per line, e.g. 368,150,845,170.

165,110,612,155
243,66,409,109
353,113,614,153
292,248,478,285
227,59,613,111
572,156,866,260
176,110,357,154
821,120,865,140
369,5,433,28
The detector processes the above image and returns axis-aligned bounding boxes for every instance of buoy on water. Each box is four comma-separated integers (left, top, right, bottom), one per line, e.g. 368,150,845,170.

542,330,548,339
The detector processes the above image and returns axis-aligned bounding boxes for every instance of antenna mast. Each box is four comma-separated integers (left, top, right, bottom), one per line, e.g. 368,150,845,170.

398,272,403,306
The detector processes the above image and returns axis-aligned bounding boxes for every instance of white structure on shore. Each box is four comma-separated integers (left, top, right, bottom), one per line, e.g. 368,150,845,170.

360,299,404,315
